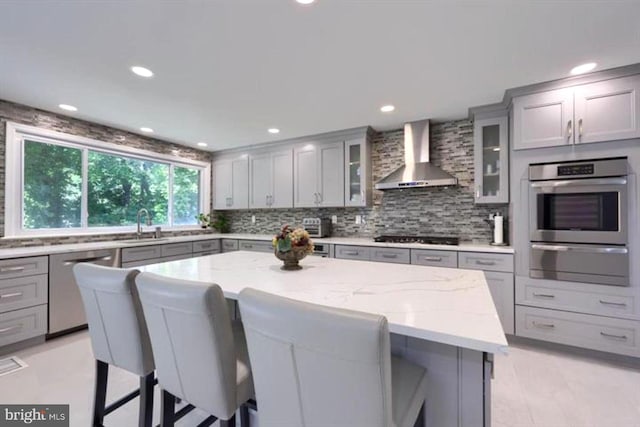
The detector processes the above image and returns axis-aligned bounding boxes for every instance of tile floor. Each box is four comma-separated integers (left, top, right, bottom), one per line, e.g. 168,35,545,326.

0,331,639,427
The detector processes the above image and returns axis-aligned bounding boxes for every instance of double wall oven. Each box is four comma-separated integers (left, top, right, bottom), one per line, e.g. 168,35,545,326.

529,157,629,286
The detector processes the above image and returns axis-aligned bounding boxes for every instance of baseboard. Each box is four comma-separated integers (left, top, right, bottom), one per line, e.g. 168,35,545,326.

0,335,46,357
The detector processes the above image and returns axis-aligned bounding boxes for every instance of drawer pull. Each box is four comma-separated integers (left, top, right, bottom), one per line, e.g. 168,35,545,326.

475,260,496,266
343,251,360,256
244,245,253,249
533,293,556,299
532,321,555,329
0,266,27,273
599,300,627,308
600,331,628,340
424,257,443,262
0,292,24,299
0,325,21,334
381,254,398,259
200,244,212,249
129,248,157,254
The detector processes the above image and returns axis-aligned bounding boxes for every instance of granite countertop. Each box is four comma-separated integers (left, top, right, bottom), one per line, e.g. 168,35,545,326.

0,232,513,260
140,251,509,354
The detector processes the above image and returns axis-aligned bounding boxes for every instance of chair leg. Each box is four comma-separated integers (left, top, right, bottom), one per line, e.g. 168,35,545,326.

220,413,235,427
240,404,250,427
138,373,155,427
92,360,108,427
161,389,176,427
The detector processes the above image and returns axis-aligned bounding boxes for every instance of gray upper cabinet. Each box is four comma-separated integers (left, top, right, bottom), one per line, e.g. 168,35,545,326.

512,87,574,150
573,75,640,144
249,149,293,209
294,141,344,208
513,74,640,150
213,156,249,210
474,115,509,203
344,136,372,207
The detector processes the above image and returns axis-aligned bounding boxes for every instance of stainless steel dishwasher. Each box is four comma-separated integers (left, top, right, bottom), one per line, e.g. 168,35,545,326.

48,248,121,336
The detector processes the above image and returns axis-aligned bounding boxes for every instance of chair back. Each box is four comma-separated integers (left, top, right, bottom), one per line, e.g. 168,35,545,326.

238,288,393,427
73,263,154,376
135,272,238,419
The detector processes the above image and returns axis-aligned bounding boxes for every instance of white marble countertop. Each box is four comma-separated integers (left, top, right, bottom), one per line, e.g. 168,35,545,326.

140,251,509,354
0,232,512,260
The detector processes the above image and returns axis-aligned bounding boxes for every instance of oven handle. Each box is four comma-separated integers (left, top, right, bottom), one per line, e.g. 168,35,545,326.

531,244,628,254
530,177,627,188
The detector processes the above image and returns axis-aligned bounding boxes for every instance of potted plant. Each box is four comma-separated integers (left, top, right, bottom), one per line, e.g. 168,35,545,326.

195,213,210,229
273,224,314,270
210,212,231,233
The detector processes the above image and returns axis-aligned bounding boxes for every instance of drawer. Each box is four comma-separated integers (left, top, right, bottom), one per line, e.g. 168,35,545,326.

485,272,514,335
192,250,220,257
516,306,640,357
411,249,457,268
516,276,637,318
0,274,48,314
122,245,163,263
335,245,370,261
0,256,48,279
222,239,239,252
370,248,410,264
239,240,273,253
193,240,221,253
458,252,513,273
0,305,47,348
161,242,193,258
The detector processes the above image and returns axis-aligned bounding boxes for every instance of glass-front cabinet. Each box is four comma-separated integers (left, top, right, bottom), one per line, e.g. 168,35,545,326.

473,115,509,204
344,136,372,207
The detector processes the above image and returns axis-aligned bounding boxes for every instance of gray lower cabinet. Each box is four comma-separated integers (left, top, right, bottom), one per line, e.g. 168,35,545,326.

516,305,640,357
122,245,163,263
335,245,370,261
458,252,513,273
193,240,221,254
370,248,410,264
0,256,49,348
239,240,273,253
161,242,193,258
221,239,239,252
411,249,458,268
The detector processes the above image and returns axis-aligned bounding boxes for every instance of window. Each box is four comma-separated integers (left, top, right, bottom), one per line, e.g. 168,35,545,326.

5,122,210,237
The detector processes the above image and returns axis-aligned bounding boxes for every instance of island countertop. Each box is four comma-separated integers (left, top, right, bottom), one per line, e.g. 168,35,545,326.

139,251,509,354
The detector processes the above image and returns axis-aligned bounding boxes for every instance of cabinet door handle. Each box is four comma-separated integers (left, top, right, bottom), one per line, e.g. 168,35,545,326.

0,266,27,273
0,292,24,299
64,256,112,266
599,300,627,308
533,293,556,299
567,120,573,140
475,260,496,266
600,331,627,340
381,253,398,259
578,118,583,139
532,321,555,329
266,195,270,206
0,325,21,334
318,192,323,204
424,256,443,262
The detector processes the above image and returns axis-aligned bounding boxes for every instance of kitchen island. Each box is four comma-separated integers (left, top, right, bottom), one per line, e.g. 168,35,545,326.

141,251,508,427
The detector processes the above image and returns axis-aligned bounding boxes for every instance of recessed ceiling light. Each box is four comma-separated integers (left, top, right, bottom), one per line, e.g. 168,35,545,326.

268,128,280,134
380,105,395,113
140,127,154,133
58,104,77,112
131,66,154,78
197,142,208,147
296,0,316,4
570,62,597,75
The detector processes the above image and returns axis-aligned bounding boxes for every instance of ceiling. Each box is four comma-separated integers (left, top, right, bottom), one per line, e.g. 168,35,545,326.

1,1,639,151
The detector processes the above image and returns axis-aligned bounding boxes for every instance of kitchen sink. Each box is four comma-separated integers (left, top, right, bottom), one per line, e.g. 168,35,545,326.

118,238,170,245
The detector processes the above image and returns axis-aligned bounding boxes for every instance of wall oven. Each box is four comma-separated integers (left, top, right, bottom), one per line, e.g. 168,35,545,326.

529,157,629,286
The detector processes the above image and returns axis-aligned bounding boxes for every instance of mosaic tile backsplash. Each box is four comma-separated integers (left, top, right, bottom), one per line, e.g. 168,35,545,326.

226,120,508,242
0,99,215,248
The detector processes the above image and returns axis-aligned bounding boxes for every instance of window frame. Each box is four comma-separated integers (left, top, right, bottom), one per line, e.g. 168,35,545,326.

5,121,211,238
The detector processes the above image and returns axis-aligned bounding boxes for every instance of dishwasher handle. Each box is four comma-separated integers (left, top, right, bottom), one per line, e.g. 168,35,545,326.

63,255,113,266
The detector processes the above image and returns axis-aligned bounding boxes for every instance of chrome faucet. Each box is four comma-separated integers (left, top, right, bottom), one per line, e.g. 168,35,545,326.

136,208,152,239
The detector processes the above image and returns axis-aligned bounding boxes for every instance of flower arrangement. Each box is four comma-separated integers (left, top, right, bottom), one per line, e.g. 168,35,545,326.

273,224,314,254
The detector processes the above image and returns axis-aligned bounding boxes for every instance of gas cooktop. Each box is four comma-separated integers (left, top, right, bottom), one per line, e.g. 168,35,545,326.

373,235,460,246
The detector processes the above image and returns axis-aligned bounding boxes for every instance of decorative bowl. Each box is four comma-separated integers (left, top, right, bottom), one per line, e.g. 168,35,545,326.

274,246,310,271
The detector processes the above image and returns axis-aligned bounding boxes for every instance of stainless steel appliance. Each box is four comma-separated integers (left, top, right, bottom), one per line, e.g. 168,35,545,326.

48,248,121,336
528,157,629,286
302,218,331,238
373,235,460,245
312,243,333,258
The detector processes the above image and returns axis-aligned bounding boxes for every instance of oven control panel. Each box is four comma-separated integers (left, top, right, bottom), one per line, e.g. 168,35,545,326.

557,163,594,176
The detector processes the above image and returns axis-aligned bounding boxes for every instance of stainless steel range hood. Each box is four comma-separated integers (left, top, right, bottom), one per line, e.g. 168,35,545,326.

375,120,458,190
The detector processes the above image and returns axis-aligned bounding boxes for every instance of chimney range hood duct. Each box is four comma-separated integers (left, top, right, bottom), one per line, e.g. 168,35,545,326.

375,120,458,190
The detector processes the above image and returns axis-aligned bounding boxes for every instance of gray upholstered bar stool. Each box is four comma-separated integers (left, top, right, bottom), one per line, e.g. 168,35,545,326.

238,288,428,427
135,272,254,427
73,263,155,427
